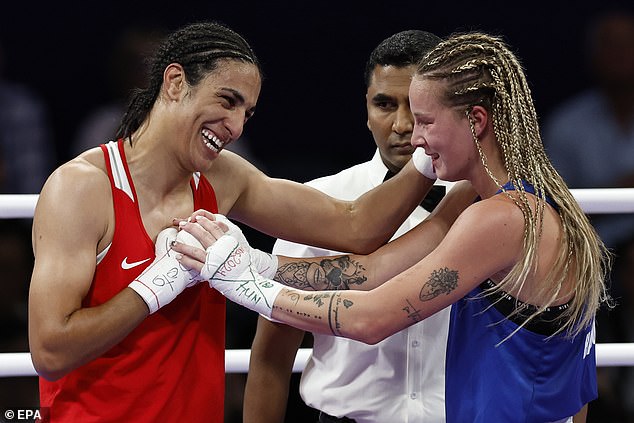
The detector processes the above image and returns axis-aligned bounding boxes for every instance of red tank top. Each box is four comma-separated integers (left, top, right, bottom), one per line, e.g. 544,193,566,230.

39,140,226,422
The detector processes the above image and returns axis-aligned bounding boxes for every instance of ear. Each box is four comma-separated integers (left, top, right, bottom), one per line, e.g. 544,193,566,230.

467,105,489,138
163,63,186,101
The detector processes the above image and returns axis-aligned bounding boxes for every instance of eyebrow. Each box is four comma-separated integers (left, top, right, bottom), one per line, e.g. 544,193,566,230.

371,93,398,102
221,87,246,105
221,87,257,116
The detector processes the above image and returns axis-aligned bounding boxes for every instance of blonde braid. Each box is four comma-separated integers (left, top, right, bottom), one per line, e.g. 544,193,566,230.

418,32,611,337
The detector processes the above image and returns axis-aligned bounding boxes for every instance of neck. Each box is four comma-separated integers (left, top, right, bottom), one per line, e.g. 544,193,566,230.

124,135,192,195
470,139,508,199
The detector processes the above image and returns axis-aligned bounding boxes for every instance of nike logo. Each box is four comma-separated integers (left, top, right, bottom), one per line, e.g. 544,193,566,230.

121,257,152,270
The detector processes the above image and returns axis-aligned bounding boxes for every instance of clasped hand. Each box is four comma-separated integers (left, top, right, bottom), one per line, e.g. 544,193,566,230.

172,210,275,273
171,213,240,275
171,210,282,317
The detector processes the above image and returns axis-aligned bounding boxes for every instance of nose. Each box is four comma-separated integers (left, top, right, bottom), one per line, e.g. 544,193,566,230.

225,112,246,142
392,106,413,135
411,125,426,149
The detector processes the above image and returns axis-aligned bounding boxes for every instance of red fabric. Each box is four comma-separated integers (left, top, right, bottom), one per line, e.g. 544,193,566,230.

39,140,226,422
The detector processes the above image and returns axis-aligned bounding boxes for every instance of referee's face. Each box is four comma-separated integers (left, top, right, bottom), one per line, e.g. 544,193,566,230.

366,64,417,174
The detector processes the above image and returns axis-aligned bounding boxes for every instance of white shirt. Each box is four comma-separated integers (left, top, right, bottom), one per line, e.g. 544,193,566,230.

272,150,454,423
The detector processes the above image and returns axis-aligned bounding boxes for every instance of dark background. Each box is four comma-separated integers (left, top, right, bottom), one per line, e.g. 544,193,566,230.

1,0,629,182
2,1,632,421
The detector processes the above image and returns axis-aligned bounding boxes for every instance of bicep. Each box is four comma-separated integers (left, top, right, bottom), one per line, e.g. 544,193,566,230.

232,171,350,248
271,181,478,292
363,180,478,286
367,203,522,334
272,202,524,343
210,152,343,238
29,168,108,338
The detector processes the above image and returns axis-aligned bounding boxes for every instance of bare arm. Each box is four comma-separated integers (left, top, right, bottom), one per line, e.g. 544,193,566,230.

573,404,587,423
267,199,522,344
174,191,515,344
243,316,305,423
28,160,148,381
208,151,435,254
273,181,476,291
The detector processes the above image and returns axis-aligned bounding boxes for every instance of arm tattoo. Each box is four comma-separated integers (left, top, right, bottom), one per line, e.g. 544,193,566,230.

272,290,332,321
402,267,458,324
275,256,367,291
328,292,353,336
402,299,424,323
419,267,458,301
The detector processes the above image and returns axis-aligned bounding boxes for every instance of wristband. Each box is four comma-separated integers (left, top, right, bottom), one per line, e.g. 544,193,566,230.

128,253,189,314
129,228,205,313
250,249,279,280
203,235,284,318
213,214,279,279
412,147,436,179
155,227,178,256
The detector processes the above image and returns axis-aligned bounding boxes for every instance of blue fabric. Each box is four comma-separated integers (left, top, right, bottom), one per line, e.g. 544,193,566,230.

444,180,596,421
445,287,597,422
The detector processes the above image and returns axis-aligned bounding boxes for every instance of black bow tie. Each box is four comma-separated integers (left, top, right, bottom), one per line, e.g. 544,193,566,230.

383,170,446,213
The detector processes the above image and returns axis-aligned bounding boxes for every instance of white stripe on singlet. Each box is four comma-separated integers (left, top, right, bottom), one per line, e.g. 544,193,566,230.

96,141,134,265
105,141,134,202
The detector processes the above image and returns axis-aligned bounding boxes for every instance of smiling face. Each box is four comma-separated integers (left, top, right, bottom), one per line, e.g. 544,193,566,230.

409,75,477,182
175,59,262,166
366,64,417,173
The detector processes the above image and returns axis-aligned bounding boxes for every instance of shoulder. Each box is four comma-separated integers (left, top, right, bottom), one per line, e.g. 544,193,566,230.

55,149,109,186
206,149,262,180
37,151,111,216
450,194,525,245
202,149,266,214
33,150,113,251
433,194,526,278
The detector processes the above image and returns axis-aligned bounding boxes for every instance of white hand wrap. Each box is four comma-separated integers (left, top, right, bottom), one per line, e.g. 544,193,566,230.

128,227,205,314
155,227,177,256
202,235,284,318
213,214,279,279
412,147,436,179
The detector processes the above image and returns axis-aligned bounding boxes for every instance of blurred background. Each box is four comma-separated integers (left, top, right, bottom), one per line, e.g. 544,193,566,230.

1,0,633,422
0,0,625,181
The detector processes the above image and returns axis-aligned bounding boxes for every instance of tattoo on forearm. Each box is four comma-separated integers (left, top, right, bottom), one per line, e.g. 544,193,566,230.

402,267,458,324
328,293,341,335
402,299,424,323
303,293,331,307
285,290,301,305
276,256,367,291
272,290,334,322
326,293,354,336
419,267,458,301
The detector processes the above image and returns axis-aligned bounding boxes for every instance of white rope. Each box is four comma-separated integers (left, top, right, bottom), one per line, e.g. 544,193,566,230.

573,188,634,214
2,189,634,218
0,349,311,377
1,344,632,378
0,194,38,218
0,190,632,378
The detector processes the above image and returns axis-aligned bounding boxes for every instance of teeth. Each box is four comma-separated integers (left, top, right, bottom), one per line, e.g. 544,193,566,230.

201,129,224,152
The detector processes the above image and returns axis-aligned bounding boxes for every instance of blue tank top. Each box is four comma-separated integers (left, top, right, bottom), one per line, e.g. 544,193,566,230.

444,180,597,422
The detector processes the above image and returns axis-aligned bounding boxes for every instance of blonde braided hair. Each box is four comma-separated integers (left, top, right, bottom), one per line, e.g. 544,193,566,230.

418,32,611,337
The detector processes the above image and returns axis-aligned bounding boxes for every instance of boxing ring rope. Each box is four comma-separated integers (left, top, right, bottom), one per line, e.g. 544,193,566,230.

1,189,634,377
